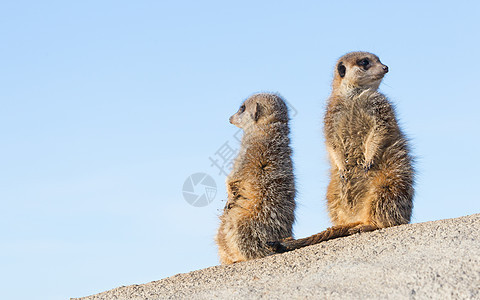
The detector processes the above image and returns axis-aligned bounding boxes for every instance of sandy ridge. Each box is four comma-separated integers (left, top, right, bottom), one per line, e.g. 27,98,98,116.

74,214,480,299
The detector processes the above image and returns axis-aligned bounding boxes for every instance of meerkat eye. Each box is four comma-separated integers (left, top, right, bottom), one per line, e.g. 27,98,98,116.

239,105,246,113
358,59,370,67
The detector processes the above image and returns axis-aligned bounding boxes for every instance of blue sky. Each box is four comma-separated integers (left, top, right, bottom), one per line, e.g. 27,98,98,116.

1,1,479,299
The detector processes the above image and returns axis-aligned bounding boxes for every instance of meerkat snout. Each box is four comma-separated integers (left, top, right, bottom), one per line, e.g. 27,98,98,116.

229,102,255,128
383,65,389,73
229,93,288,129
229,103,246,126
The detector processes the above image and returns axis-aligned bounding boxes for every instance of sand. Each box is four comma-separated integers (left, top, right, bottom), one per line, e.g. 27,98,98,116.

74,213,480,299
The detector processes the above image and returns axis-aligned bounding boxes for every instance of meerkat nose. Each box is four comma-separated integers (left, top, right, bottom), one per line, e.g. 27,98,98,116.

383,65,389,73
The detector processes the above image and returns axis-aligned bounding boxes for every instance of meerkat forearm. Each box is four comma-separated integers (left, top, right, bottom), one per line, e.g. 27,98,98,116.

363,126,387,170
326,144,346,174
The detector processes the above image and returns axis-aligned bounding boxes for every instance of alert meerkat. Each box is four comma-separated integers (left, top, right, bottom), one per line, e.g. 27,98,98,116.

215,93,296,264
268,52,414,252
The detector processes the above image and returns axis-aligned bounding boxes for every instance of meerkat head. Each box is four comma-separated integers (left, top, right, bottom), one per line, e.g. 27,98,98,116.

332,51,389,94
229,93,289,130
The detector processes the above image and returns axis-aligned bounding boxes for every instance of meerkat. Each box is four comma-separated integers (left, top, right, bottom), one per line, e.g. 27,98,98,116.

215,93,296,264
268,52,414,252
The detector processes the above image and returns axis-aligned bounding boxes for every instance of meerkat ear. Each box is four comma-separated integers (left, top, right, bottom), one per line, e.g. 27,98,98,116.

253,102,262,122
337,62,346,78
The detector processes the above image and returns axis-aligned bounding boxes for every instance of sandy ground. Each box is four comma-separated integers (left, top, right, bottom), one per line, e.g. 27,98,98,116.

74,213,480,299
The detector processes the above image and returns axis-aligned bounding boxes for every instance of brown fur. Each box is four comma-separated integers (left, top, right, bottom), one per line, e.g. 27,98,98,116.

268,52,414,252
215,93,296,264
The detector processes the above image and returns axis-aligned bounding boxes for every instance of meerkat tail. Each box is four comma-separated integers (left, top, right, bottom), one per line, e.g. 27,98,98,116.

267,222,378,253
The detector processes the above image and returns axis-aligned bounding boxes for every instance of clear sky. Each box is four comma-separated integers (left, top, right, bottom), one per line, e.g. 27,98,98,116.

1,1,479,299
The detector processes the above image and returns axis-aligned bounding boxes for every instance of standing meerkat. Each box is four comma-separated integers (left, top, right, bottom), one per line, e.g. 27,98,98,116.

268,52,414,252
215,93,296,264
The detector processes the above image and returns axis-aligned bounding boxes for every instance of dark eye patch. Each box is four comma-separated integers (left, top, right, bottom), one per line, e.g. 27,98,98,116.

239,104,246,113
357,58,370,69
